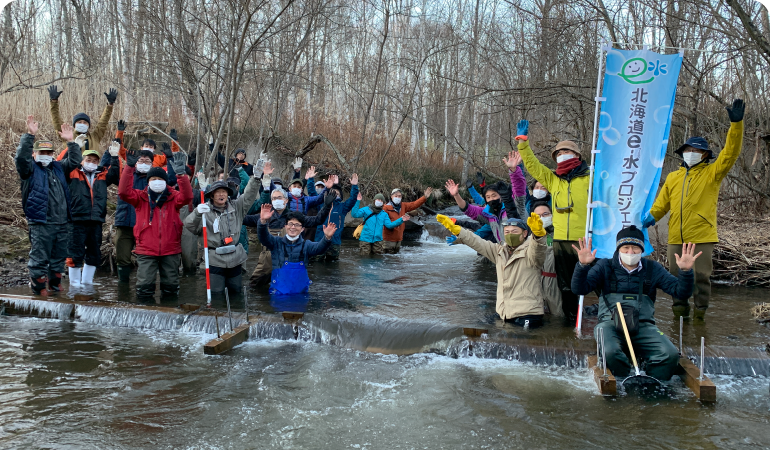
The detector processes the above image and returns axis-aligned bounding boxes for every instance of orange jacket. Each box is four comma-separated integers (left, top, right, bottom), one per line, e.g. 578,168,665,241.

382,196,427,242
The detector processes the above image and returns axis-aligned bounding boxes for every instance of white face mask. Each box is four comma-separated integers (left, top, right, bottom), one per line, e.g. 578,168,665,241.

290,187,302,197
533,189,548,199
286,234,300,242
556,153,576,164
272,199,286,210
82,162,98,173
374,200,384,207
620,252,642,266
392,197,401,205
148,180,167,193
683,151,703,167
74,123,89,134
136,163,151,174
35,154,53,166
540,215,553,228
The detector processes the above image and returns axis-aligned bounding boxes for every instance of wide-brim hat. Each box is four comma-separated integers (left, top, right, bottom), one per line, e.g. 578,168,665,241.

205,180,233,198
550,140,582,161
675,136,713,159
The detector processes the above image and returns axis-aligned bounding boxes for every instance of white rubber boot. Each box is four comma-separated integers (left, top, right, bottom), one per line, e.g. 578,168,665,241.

81,264,97,285
68,267,82,288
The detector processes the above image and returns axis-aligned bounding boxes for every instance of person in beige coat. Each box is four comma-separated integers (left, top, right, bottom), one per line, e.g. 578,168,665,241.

531,201,563,318
437,212,548,327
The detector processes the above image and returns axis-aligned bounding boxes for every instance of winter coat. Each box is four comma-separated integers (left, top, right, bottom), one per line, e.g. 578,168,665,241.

243,200,331,230
350,202,404,243
649,121,743,244
118,166,193,256
257,221,332,266
16,134,79,224
314,185,359,245
66,152,121,222
455,228,547,320
114,161,177,227
571,252,694,324
518,140,589,241
542,235,563,317
184,177,259,268
383,195,427,242
288,191,325,214
50,100,113,153
116,131,182,169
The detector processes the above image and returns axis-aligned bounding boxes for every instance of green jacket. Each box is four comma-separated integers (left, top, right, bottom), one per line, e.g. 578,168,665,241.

50,100,114,154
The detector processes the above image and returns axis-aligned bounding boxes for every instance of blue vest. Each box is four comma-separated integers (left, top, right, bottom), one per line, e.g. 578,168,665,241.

23,162,71,224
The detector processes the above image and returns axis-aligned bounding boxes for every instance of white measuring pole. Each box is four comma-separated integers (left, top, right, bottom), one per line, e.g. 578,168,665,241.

576,43,607,335
700,336,705,381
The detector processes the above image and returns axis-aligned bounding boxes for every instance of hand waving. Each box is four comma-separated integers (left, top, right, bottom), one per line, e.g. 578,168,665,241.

350,173,359,185
58,123,74,142
47,85,62,101
263,161,274,176
725,98,745,123
305,166,317,180
445,179,459,196
516,119,529,139
323,222,338,239
424,187,433,198
259,203,274,222
675,243,702,271
571,237,596,265
503,150,522,170
26,115,39,135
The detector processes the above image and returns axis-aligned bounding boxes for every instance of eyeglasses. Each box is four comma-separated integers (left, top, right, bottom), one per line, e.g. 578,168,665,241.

286,223,303,229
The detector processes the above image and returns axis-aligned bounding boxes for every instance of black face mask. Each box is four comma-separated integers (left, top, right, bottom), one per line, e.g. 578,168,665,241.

487,199,502,214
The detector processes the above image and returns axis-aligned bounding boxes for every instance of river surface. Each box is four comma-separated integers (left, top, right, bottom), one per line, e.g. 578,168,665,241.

1,237,769,449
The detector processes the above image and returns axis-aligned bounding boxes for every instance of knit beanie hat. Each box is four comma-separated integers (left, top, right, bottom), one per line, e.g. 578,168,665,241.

616,225,644,251
331,184,344,200
72,112,91,126
374,193,386,202
146,167,168,182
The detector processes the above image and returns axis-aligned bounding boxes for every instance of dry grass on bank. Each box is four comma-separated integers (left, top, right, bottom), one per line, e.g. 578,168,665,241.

712,216,770,287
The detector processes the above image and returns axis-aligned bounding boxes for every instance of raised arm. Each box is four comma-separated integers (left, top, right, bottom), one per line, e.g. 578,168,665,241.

713,99,745,182
15,116,38,179
570,237,601,295
256,204,281,250
118,151,142,207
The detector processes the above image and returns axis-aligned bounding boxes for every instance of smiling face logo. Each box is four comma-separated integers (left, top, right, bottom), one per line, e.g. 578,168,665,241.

619,58,654,84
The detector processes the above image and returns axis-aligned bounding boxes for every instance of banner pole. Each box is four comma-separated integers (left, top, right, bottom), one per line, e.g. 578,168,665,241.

576,42,607,336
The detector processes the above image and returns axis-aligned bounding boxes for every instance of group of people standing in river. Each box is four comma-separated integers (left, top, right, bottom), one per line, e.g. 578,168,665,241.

14,85,745,382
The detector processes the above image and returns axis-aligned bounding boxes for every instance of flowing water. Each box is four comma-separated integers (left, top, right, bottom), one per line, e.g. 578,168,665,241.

1,236,769,449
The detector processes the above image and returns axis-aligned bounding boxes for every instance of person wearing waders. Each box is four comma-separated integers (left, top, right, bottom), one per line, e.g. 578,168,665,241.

65,141,121,289
351,193,410,255
530,201,563,318
571,226,700,381
515,119,589,321
48,85,116,155
642,99,745,322
312,174,360,262
256,204,338,295
184,163,264,294
382,186,433,254
244,187,332,285
444,176,519,244
437,212,549,327
118,148,192,298
16,118,82,295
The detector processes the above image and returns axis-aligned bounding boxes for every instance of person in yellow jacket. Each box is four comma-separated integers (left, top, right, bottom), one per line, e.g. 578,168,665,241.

514,119,589,320
642,99,745,321
48,85,117,155
437,212,549,328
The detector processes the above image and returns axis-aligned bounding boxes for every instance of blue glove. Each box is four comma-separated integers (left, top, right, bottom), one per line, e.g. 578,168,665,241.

446,235,458,246
642,211,656,228
516,120,529,137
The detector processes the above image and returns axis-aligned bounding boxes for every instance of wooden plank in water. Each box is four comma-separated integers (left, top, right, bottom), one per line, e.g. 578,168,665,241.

203,321,253,355
179,303,201,312
588,355,617,396
678,357,716,403
282,312,304,321
463,327,488,337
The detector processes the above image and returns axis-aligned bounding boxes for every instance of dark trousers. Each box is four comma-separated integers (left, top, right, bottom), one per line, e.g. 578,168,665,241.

553,240,580,317
136,253,181,298
28,223,68,280
115,226,135,267
69,220,102,268
595,321,679,381
505,314,544,328
667,243,714,311
312,244,341,262
209,264,243,293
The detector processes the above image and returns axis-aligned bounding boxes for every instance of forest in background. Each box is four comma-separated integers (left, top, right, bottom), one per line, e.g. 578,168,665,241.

1,0,769,283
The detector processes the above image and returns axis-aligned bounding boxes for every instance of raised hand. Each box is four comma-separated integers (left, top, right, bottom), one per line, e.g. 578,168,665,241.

476,171,485,187
292,157,303,170
187,151,196,167
726,98,745,123
436,214,461,235
161,142,173,159
260,203,274,222
126,148,140,167
197,172,209,190
263,161,274,176
357,192,363,201
571,237,596,265
108,140,120,157
104,88,118,105
445,179,459,196
323,222,338,239
74,134,87,148
117,119,126,131
171,151,187,174
305,166,317,180
324,175,335,189
402,214,411,221
169,128,178,141
26,115,39,135
258,151,269,161
675,242,702,271
516,119,529,139
503,150,522,169
350,173,359,185
424,187,433,198
58,123,74,142
527,212,546,237
47,85,62,101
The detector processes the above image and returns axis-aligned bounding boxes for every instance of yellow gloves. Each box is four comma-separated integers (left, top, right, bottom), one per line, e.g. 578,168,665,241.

527,212,546,237
436,214,461,235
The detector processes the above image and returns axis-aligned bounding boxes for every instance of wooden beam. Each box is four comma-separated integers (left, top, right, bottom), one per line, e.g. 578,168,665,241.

678,357,716,403
179,303,201,312
588,355,617,397
282,312,304,321
463,327,488,337
203,321,254,355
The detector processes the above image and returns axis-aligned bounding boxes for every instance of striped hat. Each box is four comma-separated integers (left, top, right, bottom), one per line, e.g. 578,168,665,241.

616,225,644,251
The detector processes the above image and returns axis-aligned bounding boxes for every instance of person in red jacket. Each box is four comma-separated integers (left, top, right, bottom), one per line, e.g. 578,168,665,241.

118,148,192,299
382,187,432,254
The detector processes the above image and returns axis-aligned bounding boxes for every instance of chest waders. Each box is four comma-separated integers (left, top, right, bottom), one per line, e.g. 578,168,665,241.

270,241,311,295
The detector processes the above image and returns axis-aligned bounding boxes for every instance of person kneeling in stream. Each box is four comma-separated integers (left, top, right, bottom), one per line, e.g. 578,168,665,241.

256,204,337,295
571,226,700,381
437,212,548,327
